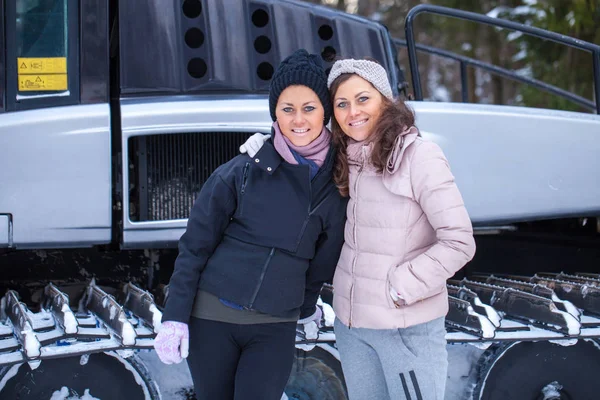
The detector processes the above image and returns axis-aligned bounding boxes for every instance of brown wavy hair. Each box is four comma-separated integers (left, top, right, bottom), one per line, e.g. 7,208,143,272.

329,73,416,197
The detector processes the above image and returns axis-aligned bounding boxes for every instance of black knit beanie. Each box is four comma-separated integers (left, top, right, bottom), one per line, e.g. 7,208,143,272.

269,49,332,123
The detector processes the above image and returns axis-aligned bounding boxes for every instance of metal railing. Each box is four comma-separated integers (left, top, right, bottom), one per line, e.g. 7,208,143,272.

404,4,600,114
393,39,596,112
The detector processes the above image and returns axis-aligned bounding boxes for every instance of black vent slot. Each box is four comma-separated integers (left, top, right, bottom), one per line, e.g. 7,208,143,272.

129,132,252,221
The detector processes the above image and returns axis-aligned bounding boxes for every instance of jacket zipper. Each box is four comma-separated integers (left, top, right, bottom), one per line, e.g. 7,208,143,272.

241,162,250,194
349,146,368,327
307,167,312,213
294,167,315,250
310,188,337,215
295,186,338,249
248,247,275,308
238,163,250,216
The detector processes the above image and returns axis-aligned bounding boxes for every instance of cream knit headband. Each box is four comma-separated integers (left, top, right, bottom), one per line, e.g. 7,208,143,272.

327,59,394,101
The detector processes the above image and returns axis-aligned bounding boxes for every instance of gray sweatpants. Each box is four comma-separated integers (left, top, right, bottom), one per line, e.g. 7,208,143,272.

334,317,448,400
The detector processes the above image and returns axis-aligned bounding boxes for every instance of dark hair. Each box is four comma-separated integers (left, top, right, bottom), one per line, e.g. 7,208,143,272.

329,73,416,197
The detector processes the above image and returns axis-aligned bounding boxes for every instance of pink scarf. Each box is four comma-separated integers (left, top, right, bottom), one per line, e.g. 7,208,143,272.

272,122,331,167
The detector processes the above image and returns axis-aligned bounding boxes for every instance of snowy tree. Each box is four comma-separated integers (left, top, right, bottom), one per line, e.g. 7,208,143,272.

494,0,600,112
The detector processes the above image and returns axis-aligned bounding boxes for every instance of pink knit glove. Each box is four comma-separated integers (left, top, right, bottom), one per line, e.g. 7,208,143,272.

154,321,189,364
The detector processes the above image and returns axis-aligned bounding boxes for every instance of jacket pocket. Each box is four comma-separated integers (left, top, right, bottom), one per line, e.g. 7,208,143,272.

386,271,446,308
385,282,403,310
396,327,419,359
238,162,250,216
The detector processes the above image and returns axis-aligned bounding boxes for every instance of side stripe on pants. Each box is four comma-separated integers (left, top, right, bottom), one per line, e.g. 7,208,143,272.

409,370,424,400
399,373,412,400
400,370,424,400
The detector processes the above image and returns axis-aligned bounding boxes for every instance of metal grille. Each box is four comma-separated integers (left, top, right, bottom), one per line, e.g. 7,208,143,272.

129,132,251,221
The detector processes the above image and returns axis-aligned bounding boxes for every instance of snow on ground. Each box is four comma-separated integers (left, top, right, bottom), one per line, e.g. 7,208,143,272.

138,343,483,400
445,343,486,400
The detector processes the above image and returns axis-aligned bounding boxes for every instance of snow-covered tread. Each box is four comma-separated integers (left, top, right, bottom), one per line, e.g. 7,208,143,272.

0,281,160,368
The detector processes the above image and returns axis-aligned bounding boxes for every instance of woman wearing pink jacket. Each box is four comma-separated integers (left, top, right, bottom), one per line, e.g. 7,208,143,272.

326,59,476,400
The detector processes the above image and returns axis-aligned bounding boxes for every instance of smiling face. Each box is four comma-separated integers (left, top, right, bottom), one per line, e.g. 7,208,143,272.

332,75,384,142
275,85,325,146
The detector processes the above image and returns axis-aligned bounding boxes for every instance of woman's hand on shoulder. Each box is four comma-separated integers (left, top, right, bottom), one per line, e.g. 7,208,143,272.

240,133,271,157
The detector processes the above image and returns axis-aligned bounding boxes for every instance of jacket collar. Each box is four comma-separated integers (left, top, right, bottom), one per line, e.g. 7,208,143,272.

385,126,420,174
250,141,282,175
346,139,372,166
251,134,336,177
345,125,419,170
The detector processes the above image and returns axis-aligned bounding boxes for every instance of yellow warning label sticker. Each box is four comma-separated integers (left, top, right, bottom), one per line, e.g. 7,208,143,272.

18,74,68,91
18,57,67,74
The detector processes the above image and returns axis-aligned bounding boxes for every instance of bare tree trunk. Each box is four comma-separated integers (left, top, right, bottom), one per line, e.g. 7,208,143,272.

491,75,504,104
465,24,481,103
468,66,477,103
336,0,346,12
488,27,504,104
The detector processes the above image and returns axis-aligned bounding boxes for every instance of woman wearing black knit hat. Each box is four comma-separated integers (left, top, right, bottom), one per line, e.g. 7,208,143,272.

154,49,347,400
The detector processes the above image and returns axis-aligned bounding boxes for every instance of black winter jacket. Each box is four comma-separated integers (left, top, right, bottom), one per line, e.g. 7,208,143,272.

162,140,347,323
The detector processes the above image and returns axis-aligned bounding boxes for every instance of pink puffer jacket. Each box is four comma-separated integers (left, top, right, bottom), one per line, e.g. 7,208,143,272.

332,126,476,329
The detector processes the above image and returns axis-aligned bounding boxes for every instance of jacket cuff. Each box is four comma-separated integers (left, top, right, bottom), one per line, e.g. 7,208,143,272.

299,302,317,320
161,305,190,325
